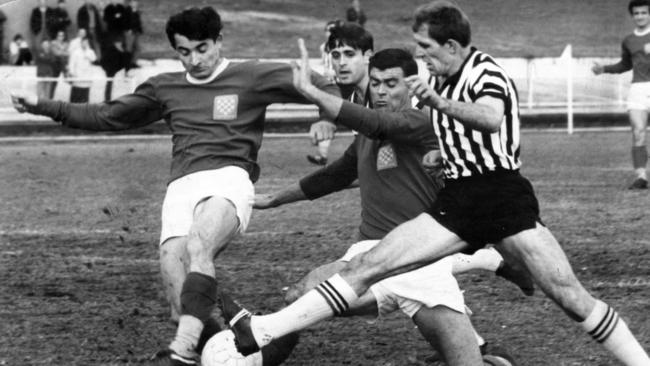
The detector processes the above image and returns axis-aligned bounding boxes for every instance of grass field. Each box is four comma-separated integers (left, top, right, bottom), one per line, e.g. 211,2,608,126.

0,131,649,365
137,0,632,58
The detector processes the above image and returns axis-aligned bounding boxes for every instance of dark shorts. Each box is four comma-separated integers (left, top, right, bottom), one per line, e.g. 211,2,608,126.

428,169,542,252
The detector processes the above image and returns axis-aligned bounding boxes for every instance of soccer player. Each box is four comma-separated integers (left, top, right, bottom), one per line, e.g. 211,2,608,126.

593,0,650,189
251,46,526,364
224,2,650,365
11,6,339,366
227,46,508,366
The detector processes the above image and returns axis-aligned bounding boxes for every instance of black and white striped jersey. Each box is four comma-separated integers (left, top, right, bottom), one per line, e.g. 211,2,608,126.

431,48,521,179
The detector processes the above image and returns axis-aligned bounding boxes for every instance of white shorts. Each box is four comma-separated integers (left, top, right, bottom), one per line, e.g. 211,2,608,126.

627,82,650,111
339,240,465,318
159,167,254,244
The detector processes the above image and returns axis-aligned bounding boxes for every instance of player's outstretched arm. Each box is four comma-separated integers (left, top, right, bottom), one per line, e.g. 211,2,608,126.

291,38,344,121
254,183,308,210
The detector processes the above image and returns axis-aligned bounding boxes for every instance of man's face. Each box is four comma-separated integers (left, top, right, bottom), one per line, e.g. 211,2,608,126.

413,24,453,77
173,34,222,79
369,67,411,112
330,44,371,86
632,6,650,28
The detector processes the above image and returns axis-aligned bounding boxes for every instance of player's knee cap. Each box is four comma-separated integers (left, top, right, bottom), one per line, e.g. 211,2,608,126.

261,332,300,366
180,272,217,321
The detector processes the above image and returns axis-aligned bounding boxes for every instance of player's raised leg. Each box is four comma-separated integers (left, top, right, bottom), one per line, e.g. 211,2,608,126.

629,109,648,189
225,214,468,353
496,224,650,366
166,196,239,361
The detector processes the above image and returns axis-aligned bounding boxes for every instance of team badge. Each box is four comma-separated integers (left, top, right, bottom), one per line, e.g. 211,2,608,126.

213,94,238,120
377,142,398,171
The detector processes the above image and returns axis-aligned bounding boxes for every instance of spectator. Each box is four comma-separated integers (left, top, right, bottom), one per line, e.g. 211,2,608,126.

345,0,367,27
9,34,34,65
77,0,104,61
50,29,70,98
125,0,142,68
51,0,72,39
68,37,97,103
0,10,6,64
29,0,56,42
103,0,130,42
68,27,87,55
35,39,56,99
99,35,130,101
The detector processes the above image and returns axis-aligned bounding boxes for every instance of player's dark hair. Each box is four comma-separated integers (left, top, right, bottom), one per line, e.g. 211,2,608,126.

629,0,650,14
369,48,418,77
325,22,373,53
166,7,223,48
412,1,471,47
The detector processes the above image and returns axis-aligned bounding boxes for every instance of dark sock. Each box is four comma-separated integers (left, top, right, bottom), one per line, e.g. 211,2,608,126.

261,332,300,366
180,272,218,321
631,146,647,170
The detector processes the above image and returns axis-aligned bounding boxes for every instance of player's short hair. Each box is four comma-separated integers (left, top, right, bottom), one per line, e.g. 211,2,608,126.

369,48,418,77
412,1,471,47
629,0,650,14
166,7,223,48
325,22,374,53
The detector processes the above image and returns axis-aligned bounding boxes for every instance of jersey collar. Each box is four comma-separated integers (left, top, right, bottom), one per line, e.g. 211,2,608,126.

634,27,650,36
185,58,230,85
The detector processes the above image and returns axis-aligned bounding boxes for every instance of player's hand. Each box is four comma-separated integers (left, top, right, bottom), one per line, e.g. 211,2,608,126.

10,91,38,113
422,149,445,181
309,120,336,144
405,75,443,109
291,38,317,99
591,63,604,75
253,193,278,209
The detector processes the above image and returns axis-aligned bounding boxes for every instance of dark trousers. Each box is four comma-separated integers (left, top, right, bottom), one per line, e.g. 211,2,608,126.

70,86,90,103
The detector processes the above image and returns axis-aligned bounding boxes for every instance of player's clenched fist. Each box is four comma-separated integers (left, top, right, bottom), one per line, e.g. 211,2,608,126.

309,120,336,144
10,91,38,113
405,75,444,109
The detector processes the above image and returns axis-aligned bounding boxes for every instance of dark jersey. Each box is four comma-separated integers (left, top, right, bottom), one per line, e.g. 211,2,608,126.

31,59,339,183
604,30,650,83
300,101,440,240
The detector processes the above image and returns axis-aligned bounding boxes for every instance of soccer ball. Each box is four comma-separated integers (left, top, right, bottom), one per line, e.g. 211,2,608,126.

201,330,263,366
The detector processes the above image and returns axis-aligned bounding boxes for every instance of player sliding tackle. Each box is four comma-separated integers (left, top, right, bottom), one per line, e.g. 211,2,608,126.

220,2,650,365
248,38,530,364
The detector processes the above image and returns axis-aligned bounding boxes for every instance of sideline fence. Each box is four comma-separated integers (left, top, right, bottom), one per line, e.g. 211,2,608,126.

0,53,633,133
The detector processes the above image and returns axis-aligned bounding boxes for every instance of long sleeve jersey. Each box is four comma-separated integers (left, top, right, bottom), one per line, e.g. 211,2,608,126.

29,59,339,183
300,101,440,240
604,30,650,83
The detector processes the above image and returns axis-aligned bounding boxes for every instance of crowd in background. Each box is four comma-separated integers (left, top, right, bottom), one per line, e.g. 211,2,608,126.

0,0,364,104
2,0,143,102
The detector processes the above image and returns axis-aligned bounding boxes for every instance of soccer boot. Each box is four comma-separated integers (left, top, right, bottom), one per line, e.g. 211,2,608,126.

628,177,648,190
216,291,260,356
495,259,535,296
144,349,197,366
306,154,327,165
481,343,518,366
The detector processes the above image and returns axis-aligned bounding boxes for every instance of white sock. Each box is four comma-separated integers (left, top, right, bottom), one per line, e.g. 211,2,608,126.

450,247,503,275
250,274,359,347
635,168,647,180
169,315,203,358
580,300,650,366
